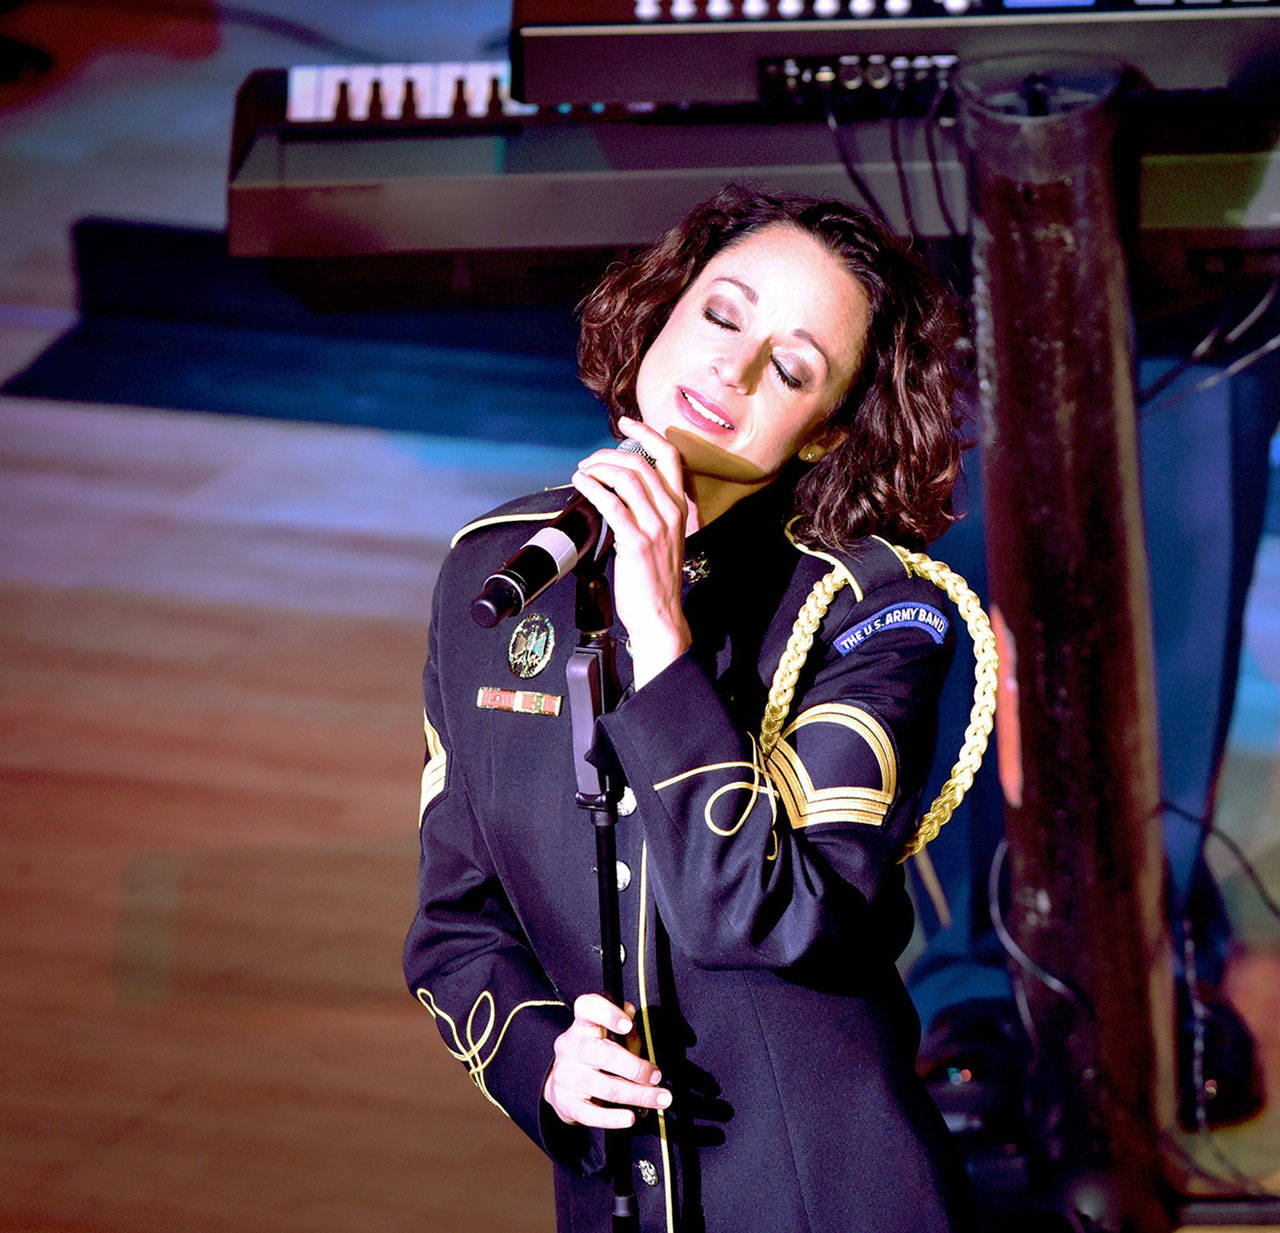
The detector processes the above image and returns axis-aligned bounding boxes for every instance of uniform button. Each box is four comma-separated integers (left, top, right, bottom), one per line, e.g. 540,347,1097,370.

616,860,632,892
637,1160,660,1187
618,944,626,965
617,786,637,816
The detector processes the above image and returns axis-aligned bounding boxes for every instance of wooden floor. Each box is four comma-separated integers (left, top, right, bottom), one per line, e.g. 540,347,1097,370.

0,5,560,1231
0,4,1277,1232
0,397,572,1233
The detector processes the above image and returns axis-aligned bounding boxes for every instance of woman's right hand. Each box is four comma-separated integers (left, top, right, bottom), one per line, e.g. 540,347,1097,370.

543,993,672,1129
572,418,692,689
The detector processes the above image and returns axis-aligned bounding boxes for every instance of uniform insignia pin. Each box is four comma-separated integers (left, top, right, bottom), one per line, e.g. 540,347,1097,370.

508,612,555,679
681,553,710,583
476,687,562,716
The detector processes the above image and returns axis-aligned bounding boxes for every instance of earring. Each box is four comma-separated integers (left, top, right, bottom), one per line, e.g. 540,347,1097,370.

799,443,824,463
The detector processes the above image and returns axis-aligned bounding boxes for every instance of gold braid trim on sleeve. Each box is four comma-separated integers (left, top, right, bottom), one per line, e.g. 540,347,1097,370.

758,548,998,859
419,712,448,826
416,988,565,1117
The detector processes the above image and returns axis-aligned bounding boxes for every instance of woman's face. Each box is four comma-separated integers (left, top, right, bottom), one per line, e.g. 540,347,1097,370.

634,222,871,521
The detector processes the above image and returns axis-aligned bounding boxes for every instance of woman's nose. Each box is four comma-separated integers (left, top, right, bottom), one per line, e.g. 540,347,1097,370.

712,335,765,392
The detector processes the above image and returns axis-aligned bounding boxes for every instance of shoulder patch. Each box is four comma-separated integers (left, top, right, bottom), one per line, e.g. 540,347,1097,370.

834,602,950,655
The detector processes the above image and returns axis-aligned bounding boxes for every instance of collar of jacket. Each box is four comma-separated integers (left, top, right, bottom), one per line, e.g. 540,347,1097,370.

681,467,801,579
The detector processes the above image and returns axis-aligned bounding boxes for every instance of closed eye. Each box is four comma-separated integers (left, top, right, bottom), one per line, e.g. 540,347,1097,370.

703,307,739,331
773,359,802,390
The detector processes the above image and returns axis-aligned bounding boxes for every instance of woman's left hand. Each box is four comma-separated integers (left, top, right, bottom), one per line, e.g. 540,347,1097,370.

573,418,692,689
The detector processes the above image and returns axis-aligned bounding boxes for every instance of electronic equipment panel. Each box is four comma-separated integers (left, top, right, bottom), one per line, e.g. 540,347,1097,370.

511,0,1280,101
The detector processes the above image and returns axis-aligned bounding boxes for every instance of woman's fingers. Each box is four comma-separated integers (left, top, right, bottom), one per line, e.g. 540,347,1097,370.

572,992,634,1036
562,1029,659,1089
570,465,638,530
571,422,693,688
548,1059,672,1129
554,1036,663,1101
562,996,661,1087
544,995,672,1128
562,1093,637,1131
574,425,686,537
572,466,683,556
574,452,673,514
617,416,684,499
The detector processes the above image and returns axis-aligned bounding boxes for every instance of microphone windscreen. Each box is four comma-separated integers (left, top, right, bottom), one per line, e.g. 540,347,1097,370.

617,437,657,468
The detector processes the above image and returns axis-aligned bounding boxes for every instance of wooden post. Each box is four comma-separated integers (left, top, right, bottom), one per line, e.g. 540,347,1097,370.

956,56,1177,1232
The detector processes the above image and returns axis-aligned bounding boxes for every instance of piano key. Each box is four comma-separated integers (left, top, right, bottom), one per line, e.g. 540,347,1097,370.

404,63,437,121
318,65,349,122
286,65,322,122
346,65,377,120
462,62,496,118
432,61,464,118
271,60,539,130
491,61,539,116
375,64,406,121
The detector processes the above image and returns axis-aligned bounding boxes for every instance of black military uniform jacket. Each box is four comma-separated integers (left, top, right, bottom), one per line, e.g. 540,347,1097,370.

404,476,976,1232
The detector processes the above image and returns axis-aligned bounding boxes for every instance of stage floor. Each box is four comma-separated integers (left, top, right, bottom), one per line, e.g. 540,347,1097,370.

1,3,1277,1231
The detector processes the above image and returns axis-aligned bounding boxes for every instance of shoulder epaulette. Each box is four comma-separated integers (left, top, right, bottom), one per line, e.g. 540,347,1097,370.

450,486,575,550
784,523,911,605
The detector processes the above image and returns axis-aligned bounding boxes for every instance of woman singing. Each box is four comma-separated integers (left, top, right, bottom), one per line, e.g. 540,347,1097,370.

404,185,976,1231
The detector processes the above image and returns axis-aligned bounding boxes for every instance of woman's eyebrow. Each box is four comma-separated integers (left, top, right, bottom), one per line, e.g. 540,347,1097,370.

711,275,756,303
793,329,831,374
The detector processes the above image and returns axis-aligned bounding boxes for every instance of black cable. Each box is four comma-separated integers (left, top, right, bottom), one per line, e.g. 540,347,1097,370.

1164,799,1280,925
1140,276,1280,414
923,78,964,241
888,86,919,238
1217,276,1280,348
1175,924,1274,1198
31,0,386,63
988,830,1280,1196
987,837,1090,1013
1138,302,1235,409
1157,1120,1278,1199
1209,823,1280,923
820,89,893,231
1196,316,1280,395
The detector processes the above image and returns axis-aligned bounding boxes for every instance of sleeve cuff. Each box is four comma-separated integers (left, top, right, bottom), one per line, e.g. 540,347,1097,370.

493,1000,607,1176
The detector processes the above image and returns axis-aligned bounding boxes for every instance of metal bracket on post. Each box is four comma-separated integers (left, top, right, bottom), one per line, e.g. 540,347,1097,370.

956,55,1176,1233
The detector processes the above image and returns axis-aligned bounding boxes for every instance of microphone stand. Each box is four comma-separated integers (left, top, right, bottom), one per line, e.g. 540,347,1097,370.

565,562,639,1233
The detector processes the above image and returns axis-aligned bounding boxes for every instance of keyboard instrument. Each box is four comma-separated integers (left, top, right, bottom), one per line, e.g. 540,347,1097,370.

226,60,1280,266
228,59,965,256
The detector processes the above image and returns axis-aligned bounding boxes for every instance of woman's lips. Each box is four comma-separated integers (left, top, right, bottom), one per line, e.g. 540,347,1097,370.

676,386,735,432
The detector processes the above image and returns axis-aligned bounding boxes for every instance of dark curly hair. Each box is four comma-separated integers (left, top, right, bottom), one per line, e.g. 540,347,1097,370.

577,184,965,549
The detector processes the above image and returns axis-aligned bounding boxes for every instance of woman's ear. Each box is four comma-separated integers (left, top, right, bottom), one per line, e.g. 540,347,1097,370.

798,425,848,464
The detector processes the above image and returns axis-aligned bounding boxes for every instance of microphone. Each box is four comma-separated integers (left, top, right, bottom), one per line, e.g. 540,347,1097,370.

470,439,653,628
